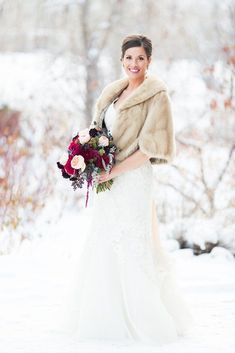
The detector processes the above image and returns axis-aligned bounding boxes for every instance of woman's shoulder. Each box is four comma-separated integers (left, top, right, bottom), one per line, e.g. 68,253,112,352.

146,74,169,91
95,77,129,107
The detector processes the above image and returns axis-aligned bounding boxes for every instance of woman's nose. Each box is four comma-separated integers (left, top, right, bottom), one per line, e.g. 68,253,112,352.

129,59,139,66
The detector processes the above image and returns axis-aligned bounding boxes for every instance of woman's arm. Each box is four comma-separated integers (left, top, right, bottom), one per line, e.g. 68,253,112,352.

98,149,150,183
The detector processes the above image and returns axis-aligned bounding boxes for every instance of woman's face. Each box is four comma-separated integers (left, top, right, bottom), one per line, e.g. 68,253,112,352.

121,46,151,80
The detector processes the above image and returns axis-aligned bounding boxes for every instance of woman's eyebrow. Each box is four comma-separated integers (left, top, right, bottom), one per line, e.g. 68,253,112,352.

125,55,145,57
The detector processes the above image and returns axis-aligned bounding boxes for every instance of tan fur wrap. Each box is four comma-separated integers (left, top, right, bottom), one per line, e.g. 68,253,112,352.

90,74,176,165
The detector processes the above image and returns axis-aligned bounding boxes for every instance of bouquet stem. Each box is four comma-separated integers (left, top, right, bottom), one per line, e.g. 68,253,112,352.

96,179,113,194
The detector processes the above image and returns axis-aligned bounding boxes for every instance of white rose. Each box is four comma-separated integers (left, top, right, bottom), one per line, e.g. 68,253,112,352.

71,155,86,171
98,136,109,147
79,128,91,144
59,153,68,166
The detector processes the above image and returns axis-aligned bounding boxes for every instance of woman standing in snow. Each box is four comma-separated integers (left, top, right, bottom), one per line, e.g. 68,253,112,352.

61,34,193,344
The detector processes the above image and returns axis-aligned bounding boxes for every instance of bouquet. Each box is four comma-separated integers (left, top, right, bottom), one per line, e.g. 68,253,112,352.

57,125,117,207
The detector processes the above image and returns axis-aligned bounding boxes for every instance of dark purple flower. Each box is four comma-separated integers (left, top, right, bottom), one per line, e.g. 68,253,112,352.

62,170,71,178
104,146,110,154
89,128,99,137
57,162,64,169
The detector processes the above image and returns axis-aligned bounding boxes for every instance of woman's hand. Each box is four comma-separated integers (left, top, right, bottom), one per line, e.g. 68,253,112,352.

97,149,150,184
98,165,119,184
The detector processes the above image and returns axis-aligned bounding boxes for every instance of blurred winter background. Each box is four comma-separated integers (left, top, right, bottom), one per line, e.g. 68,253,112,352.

0,1,235,353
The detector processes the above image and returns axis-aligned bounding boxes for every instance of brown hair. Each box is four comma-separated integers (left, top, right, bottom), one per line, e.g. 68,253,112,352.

121,34,152,60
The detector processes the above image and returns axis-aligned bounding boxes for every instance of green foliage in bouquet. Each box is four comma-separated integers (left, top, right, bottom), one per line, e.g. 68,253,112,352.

96,179,114,194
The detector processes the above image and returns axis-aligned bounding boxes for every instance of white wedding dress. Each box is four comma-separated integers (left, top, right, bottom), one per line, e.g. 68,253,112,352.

57,100,193,344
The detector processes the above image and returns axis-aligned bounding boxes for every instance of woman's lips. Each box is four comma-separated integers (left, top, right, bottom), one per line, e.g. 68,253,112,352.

129,68,140,73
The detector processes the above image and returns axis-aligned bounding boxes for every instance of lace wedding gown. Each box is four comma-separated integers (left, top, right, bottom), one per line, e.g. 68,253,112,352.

57,100,193,344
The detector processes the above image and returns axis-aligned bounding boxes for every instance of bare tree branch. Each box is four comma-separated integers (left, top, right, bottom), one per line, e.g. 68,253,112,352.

160,181,208,216
214,144,235,189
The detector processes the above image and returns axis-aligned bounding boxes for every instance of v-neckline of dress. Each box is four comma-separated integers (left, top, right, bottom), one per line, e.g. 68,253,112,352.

112,85,139,111
112,97,119,111
112,86,130,111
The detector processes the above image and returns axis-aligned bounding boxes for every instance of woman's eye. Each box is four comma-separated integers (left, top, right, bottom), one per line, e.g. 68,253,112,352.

125,56,145,60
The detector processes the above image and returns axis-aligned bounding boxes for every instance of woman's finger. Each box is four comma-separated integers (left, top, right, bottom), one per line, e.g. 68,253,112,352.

99,175,108,183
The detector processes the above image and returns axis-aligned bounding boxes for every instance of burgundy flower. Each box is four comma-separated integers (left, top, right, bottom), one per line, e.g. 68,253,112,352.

82,149,104,168
68,141,81,156
64,155,75,175
102,154,110,165
82,148,98,161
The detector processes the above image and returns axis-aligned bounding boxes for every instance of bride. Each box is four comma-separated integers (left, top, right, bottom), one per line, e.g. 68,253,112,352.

59,34,193,344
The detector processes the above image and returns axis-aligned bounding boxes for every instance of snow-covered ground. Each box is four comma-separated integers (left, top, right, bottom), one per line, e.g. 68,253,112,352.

0,210,235,353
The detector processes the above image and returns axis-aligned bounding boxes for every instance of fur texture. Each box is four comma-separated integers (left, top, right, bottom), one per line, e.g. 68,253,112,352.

90,74,176,165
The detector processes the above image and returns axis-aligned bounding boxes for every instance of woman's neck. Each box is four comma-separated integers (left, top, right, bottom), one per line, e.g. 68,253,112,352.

125,76,146,91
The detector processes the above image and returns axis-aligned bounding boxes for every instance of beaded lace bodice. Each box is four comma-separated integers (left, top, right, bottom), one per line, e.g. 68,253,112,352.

104,100,118,134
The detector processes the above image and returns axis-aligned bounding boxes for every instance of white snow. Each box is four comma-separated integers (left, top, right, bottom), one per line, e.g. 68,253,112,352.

210,246,235,262
0,210,235,353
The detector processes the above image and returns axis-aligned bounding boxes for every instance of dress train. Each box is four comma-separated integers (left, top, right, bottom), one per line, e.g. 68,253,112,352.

56,161,193,344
